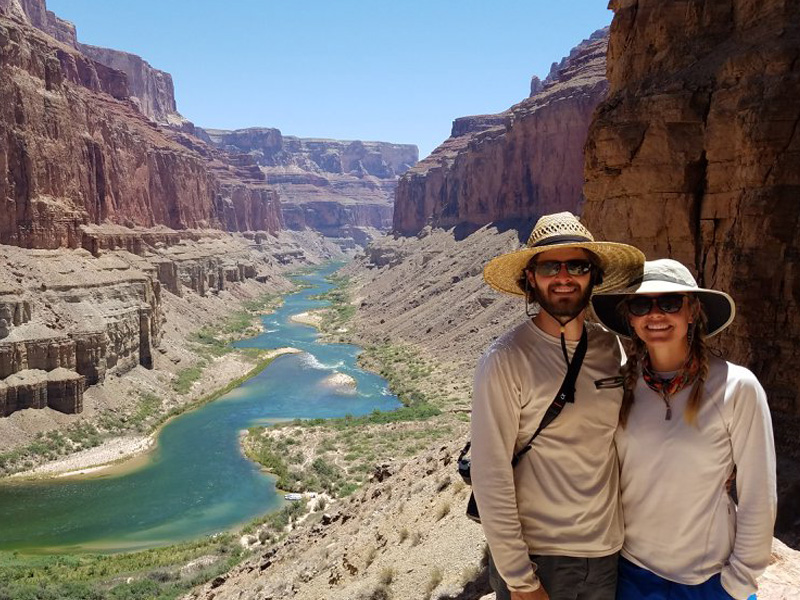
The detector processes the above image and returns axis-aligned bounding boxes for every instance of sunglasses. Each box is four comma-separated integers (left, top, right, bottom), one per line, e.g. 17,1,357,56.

533,260,594,277
626,294,687,316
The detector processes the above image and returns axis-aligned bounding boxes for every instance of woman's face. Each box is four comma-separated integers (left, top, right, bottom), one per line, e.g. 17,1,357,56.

627,293,693,349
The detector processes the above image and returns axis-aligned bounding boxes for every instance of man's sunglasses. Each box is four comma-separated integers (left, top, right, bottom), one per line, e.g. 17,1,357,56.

625,294,687,317
533,260,594,277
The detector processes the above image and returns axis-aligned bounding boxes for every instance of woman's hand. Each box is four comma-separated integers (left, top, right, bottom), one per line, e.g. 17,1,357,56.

511,587,550,600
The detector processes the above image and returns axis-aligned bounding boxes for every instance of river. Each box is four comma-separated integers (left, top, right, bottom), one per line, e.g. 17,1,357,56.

0,264,400,553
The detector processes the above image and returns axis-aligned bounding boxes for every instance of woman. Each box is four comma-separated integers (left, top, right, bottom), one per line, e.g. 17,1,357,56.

591,259,776,600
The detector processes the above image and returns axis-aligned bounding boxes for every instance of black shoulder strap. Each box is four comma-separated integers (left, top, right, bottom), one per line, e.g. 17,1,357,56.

511,326,588,467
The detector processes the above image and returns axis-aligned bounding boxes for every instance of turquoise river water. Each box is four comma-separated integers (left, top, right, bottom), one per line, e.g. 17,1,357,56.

0,264,400,553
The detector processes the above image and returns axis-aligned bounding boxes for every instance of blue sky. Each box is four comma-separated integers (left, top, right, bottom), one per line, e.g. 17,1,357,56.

48,1,612,159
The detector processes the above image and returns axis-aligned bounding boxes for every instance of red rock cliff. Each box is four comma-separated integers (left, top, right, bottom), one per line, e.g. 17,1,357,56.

2,0,186,125
582,0,800,424
77,43,185,125
392,29,609,236
0,12,282,249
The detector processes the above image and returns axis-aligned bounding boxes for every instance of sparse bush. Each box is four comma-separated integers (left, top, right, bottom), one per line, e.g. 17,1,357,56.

379,567,395,585
425,567,444,598
398,527,409,543
435,501,451,521
460,563,481,585
359,583,391,600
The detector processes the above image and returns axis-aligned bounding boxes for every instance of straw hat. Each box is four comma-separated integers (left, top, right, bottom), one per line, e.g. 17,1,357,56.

591,259,736,338
483,212,645,295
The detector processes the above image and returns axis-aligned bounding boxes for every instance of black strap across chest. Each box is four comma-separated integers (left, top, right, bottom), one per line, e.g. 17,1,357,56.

511,326,589,466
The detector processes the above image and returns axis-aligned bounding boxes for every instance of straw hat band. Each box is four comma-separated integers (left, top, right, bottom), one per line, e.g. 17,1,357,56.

533,234,593,247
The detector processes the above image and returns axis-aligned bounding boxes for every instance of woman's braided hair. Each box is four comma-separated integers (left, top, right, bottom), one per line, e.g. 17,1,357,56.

618,295,710,428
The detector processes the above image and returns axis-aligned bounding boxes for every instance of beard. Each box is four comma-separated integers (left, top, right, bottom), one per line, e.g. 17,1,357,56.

535,281,592,323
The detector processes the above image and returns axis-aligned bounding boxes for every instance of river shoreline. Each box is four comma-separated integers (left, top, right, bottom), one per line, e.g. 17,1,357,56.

5,347,303,482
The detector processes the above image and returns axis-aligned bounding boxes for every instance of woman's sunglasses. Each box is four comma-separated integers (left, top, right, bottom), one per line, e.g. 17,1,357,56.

625,294,687,317
533,260,594,277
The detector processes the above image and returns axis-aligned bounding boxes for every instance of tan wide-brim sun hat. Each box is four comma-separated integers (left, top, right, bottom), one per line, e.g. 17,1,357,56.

591,258,736,338
483,212,645,295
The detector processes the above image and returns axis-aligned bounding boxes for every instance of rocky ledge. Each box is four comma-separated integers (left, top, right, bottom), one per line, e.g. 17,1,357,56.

0,229,320,418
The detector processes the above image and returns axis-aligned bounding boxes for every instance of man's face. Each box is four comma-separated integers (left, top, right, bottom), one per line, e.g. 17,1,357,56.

525,248,594,322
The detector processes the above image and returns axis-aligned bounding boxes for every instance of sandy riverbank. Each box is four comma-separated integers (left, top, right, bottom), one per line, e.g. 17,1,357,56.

289,311,324,328
6,347,302,481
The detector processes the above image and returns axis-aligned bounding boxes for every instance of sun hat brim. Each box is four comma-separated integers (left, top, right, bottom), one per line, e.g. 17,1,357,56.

483,241,646,296
591,282,736,338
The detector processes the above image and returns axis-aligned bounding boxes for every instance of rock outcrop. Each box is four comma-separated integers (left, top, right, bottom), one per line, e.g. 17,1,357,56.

581,0,800,428
200,128,417,236
392,28,609,236
0,229,326,418
77,43,185,126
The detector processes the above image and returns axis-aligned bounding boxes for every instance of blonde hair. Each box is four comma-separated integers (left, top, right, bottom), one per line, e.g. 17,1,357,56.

619,296,710,428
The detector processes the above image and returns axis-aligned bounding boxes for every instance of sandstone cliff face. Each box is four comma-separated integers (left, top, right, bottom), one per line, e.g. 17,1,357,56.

392,29,609,236
0,0,76,45
77,43,185,125
0,13,284,250
201,128,417,235
581,0,800,428
1,0,185,125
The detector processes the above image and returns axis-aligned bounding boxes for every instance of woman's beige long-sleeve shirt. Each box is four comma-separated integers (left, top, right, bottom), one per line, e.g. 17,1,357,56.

616,356,776,600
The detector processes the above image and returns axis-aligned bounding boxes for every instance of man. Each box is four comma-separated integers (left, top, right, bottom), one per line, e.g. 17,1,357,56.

472,212,645,600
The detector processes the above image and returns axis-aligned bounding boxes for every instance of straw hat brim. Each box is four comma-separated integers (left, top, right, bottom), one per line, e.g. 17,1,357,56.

483,241,646,296
591,281,736,338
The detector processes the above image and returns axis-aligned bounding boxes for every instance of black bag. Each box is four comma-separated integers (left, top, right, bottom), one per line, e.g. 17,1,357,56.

459,327,588,523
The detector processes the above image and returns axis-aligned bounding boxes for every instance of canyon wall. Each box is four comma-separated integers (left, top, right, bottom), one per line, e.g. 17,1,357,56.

201,128,417,235
392,29,609,236
77,43,185,126
1,0,185,125
0,10,283,250
581,0,800,450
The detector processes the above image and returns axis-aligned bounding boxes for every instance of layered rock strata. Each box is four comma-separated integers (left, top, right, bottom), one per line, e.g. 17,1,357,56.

0,11,282,250
0,368,83,415
581,1,800,427
77,43,186,126
1,0,185,125
392,28,609,236
200,128,418,236
0,230,303,418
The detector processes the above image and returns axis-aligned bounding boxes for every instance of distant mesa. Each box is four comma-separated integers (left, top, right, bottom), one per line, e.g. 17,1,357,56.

199,127,419,238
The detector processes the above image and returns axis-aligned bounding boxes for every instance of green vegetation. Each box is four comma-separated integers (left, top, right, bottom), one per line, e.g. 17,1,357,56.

191,292,283,360
242,430,352,496
313,274,356,332
0,534,243,600
172,364,205,394
0,422,103,472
